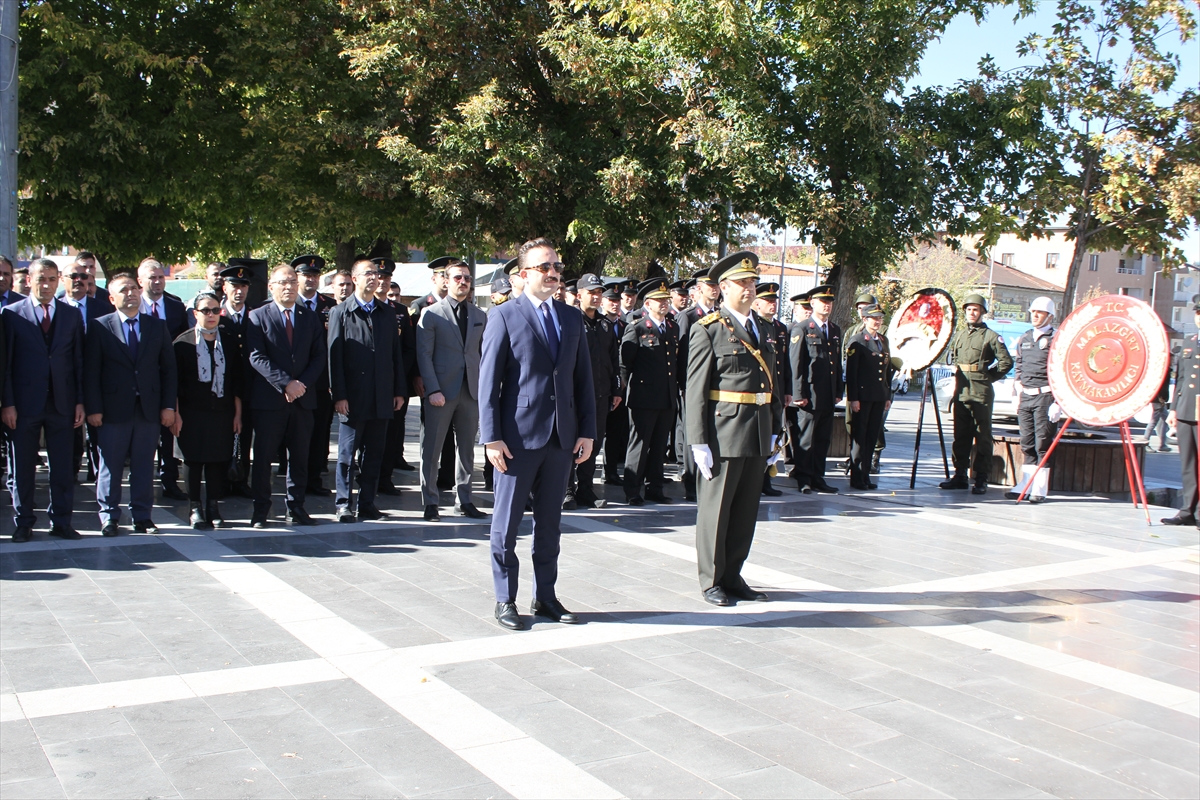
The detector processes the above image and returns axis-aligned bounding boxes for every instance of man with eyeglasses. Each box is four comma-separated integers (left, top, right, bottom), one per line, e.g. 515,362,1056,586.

245,265,327,528
61,262,114,481
416,260,487,521
480,238,596,631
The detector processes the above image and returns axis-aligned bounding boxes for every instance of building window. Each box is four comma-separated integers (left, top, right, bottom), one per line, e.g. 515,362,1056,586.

1001,253,1013,266
1118,287,1144,300
1088,254,1099,271
1117,259,1143,275
1046,253,1060,268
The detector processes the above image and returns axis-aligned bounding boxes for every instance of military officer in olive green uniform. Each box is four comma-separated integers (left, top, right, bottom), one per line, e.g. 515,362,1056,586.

1163,304,1200,526
940,293,1013,494
687,252,783,606
844,304,893,490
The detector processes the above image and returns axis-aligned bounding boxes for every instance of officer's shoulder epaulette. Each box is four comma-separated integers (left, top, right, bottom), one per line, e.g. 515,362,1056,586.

699,311,722,326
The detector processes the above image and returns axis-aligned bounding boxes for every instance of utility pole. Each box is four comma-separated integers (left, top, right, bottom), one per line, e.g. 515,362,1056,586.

0,0,18,259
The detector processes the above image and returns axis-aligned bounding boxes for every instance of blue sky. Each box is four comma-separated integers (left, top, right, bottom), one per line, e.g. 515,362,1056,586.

915,3,1200,262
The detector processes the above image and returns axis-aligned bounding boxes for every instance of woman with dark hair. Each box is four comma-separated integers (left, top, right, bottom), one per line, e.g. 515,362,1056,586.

170,291,242,528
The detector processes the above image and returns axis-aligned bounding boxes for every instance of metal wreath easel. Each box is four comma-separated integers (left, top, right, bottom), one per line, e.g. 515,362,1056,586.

908,369,951,489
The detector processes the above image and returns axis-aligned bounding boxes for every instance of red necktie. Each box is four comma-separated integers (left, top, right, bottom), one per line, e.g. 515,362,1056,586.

41,304,51,333
284,309,294,346
152,301,160,319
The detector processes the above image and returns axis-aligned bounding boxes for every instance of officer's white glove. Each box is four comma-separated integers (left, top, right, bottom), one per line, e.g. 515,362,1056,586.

692,444,714,480
767,435,783,467
1048,401,1064,423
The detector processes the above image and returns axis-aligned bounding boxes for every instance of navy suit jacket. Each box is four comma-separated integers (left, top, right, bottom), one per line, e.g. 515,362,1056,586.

2,298,85,417
84,313,178,424
143,294,189,339
479,293,596,450
246,302,326,411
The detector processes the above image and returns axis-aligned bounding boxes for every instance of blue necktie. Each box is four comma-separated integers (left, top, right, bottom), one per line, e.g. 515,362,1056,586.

540,302,559,362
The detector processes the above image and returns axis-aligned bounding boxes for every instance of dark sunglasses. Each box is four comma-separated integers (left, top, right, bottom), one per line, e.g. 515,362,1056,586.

195,307,221,315
526,261,565,274
68,273,90,281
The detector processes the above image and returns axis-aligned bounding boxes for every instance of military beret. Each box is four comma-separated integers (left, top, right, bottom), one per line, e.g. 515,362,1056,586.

290,254,325,273
709,250,759,284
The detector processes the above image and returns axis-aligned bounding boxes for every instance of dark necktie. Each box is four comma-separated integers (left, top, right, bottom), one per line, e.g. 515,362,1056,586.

746,318,759,348
126,319,139,361
307,298,316,313
540,302,559,362
283,309,294,346
821,323,829,341
456,301,468,343
41,304,52,334
152,301,160,320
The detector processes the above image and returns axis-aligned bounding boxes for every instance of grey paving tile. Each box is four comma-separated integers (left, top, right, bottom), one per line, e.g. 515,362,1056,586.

713,765,841,799
977,712,1146,774
1079,718,1200,774
0,777,69,799
203,688,303,721
854,700,1022,761
280,765,402,799
741,691,901,748
29,709,134,746
582,751,734,799
855,670,1009,724
970,745,1158,799
120,697,246,761
159,748,291,799
492,698,645,765
282,680,417,735
618,711,773,780
1,644,96,693
336,727,498,797
554,643,682,689
611,633,699,660
0,719,56,784
223,709,365,779
851,734,1043,799
519,665,666,724
410,782,514,799
431,659,558,712
0,612,72,650
42,733,179,800
651,651,789,701
728,723,902,795
750,662,895,710
1103,758,1200,799
845,778,955,798
631,679,780,736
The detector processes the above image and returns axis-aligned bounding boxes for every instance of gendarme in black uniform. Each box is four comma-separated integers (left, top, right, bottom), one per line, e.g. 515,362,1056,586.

1164,306,1200,526
788,284,843,493
676,273,720,502
843,305,892,490
571,273,621,508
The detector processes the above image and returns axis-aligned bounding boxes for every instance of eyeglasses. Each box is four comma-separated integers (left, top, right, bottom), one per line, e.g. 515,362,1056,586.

196,307,221,315
449,274,472,283
68,273,89,281
526,261,565,274
358,270,381,278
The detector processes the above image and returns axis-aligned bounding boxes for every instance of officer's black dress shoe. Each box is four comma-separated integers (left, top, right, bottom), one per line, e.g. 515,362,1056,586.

562,493,578,510
49,525,82,540
762,481,783,497
605,476,624,486
189,507,213,530
940,475,969,490
336,505,355,523
703,587,734,606
495,602,523,630
395,459,417,471
795,479,813,494
377,483,402,496
251,515,269,529
626,495,645,506
101,521,120,537
160,482,188,501
207,502,226,528
306,483,331,497
725,583,768,602
424,505,441,522
133,519,158,533
531,599,579,624
849,478,871,491
813,480,838,494
286,507,317,526
971,483,988,495
11,526,33,543
457,503,487,519
357,503,384,521
645,492,672,504
1161,512,1196,526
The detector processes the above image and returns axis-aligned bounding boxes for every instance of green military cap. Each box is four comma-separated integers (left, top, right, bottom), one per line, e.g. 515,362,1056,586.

860,303,884,318
809,284,835,300
756,281,780,299
669,279,688,294
789,289,811,307
709,250,760,283
692,268,716,285
636,277,671,303
963,293,988,311
855,292,877,306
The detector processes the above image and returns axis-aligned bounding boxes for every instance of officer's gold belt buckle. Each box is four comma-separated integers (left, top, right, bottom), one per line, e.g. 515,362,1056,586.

709,390,769,405
958,364,980,373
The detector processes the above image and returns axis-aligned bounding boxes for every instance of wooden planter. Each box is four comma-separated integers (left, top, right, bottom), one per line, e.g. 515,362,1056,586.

993,429,1144,494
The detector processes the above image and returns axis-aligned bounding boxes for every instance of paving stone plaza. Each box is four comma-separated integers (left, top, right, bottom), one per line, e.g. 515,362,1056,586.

1,395,1198,799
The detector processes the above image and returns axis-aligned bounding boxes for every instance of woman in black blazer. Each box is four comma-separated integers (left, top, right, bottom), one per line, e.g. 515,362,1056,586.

170,292,243,528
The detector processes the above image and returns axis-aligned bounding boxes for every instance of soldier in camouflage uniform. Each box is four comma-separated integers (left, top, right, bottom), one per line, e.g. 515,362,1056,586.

687,252,783,606
939,293,1013,495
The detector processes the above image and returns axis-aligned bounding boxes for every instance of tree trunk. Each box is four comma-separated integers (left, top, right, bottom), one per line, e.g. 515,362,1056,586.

1060,147,1100,317
828,256,861,331
334,239,356,272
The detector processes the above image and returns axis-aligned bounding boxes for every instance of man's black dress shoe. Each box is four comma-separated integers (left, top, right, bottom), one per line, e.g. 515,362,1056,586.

251,516,269,529
357,503,384,521
1161,512,1196,526
101,521,120,537
762,482,783,497
646,492,672,504
940,475,969,490
160,482,188,501
190,507,212,530
377,483,402,496
306,483,331,497
849,478,870,491
336,505,355,523
562,493,577,510
457,503,487,519
703,587,733,606
133,519,158,533
495,602,523,630
605,476,624,486
813,480,838,494
286,507,317,526
796,482,813,494
11,526,33,543
531,599,579,624
626,496,645,506
395,459,417,471
49,525,82,540
725,583,768,602
424,505,441,522
971,483,988,495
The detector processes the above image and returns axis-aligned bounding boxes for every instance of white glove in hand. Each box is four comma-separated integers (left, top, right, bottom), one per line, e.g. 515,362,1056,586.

692,444,714,480
767,435,783,467
1048,402,1064,423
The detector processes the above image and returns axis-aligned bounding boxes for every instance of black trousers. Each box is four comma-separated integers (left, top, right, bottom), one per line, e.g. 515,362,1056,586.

678,405,696,497
951,398,993,483
1179,420,1197,516
1017,391,1056,463
849,402,885,485
184,461,224,505
157,425,179,485
605,405,630,482
308,392,334,485
572,393,610,500
791,405,834,484
251,404,313,513
624,406,675,499
378,401,405,486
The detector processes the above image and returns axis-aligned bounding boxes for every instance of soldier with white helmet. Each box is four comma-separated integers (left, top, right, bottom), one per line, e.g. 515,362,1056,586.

1005,296,1058,503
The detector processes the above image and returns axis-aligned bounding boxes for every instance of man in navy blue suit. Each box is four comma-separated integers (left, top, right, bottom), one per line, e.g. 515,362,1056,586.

480,238,596,631
2,259,86,542
85,273,178,536
246,264,327,528
138,258,190,500
0,255,21,308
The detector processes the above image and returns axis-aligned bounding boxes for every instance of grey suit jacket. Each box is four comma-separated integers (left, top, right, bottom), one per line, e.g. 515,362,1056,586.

416,296,486,401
